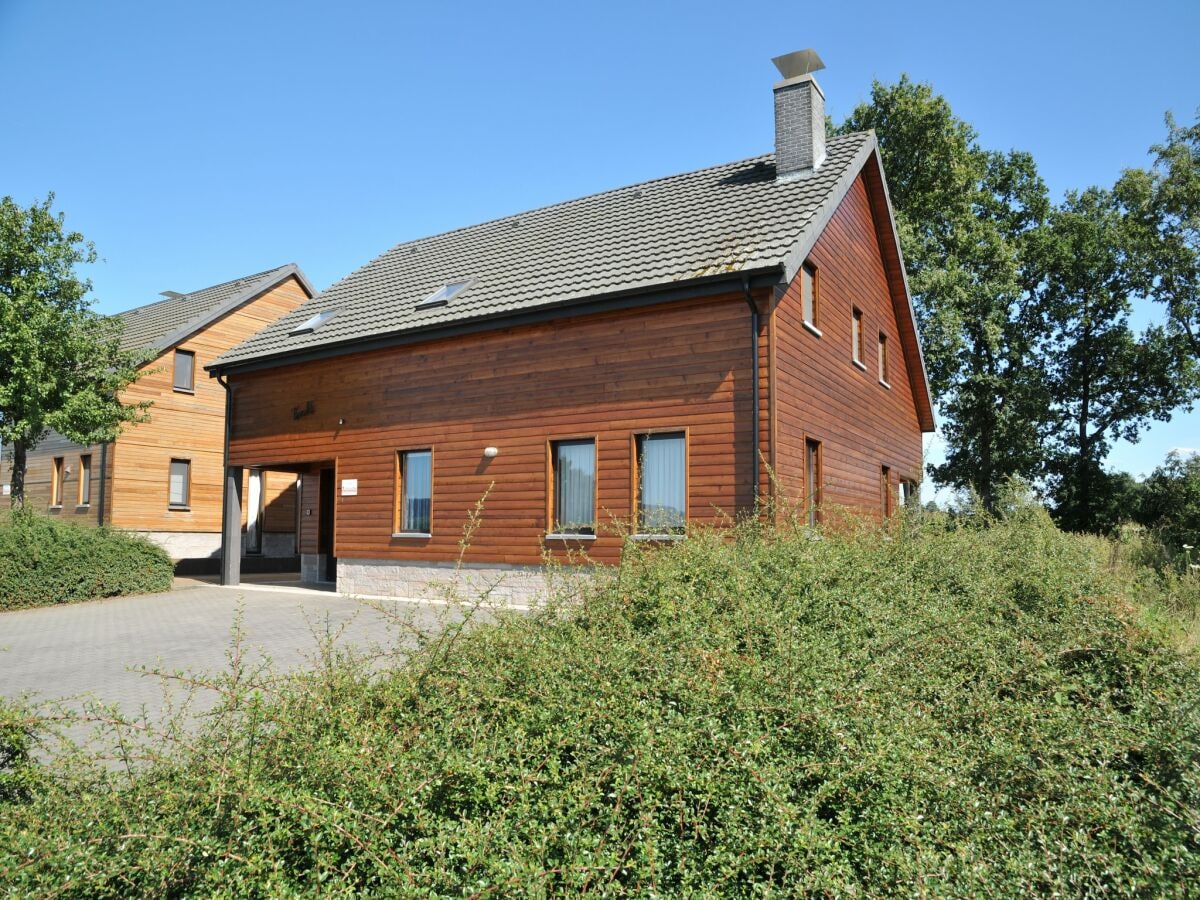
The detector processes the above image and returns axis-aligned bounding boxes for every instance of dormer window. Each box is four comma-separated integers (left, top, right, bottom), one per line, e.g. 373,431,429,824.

416,280,472,310
290,310,337,335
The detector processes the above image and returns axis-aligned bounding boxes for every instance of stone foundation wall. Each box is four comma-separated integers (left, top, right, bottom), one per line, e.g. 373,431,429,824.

336,558,596,606
136,531,221,562
301,553,323,583
259,532,296,558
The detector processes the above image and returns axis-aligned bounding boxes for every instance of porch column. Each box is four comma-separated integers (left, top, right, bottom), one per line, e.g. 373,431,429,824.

220,465,243,585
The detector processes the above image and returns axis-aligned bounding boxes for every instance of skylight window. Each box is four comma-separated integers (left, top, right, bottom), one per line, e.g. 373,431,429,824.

416,279,472,310
290,309,337,335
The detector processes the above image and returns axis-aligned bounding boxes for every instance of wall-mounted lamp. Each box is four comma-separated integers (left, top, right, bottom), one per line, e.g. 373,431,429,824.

483,446,499,458
338,418,345,426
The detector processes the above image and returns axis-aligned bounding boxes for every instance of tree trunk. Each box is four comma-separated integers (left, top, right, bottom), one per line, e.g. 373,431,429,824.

10,439,27,508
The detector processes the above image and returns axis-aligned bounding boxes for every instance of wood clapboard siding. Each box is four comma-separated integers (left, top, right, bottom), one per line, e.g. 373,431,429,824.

104,275,311,534
772,173,923,517
6,433,111,523
262,471,299,533
228,294,764,566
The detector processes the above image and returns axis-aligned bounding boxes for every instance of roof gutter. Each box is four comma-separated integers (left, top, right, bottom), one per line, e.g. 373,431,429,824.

206,267,785,378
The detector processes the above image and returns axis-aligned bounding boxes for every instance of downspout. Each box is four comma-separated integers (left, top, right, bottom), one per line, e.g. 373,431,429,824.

97,441,109,526
741,275,760,503
217,373,232,575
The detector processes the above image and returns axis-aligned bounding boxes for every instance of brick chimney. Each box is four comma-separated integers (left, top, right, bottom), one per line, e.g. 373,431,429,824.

772,49,826,179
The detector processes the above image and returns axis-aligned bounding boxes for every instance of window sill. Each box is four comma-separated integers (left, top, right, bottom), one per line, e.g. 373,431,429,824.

75,504,90,510
852,359,867,372
803,321,823,338
168,505,191,512
879,379,891,390
391,532,432,539
173,388,195,395
49,505,63,511
545,533,596,541
630,533,686,542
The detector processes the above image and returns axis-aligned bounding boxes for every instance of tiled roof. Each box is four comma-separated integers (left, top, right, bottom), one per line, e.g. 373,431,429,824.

212,133,878,369
117,265,308,352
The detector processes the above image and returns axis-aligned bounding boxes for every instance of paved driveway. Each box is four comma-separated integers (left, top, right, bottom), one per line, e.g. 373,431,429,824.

0,581,461,756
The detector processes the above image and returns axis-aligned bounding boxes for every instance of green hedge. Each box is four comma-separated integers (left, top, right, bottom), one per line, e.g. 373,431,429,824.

0,509,174,610
1,507,1197,894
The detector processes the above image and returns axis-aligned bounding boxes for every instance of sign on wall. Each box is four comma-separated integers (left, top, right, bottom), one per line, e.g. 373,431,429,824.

341,479,358,497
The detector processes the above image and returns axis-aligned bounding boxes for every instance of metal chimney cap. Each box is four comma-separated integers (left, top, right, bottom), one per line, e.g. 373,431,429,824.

772,48,825,80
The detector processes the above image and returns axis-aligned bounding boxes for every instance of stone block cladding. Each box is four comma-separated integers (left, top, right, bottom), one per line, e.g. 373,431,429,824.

337,558,595,607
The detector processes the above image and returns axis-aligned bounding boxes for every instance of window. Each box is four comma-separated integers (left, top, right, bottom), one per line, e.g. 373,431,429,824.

881,465,891,519
417,280,473,310
549,439,596,536
290,309,338,335
805,439,821,527
168,459,191,508
899,479,919,509
852,308,864,366
878,332,890,386
801,262,820,330
78,454,91,506
395,449,432,535
635,432,686,535
51,457,64,507
173,349,195,392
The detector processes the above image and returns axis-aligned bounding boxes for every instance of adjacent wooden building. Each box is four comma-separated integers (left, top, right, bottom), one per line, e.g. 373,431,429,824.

207,54,936,600
1,265,314,570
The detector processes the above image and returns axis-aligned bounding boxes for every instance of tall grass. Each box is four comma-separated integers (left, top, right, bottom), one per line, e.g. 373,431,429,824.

1,503,1197,895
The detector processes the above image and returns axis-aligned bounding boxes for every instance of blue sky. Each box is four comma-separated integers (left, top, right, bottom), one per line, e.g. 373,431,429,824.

2,0,1197,482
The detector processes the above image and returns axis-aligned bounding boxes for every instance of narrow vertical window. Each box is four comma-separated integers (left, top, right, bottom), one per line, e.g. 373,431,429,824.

801,263,819,328
878,332,889,385
169,459,191,508
78,454,92,506
635,432,686,535
51,457,64,507
852,309,864,365
395,449,432,535
881,465,891,519
246,468,264,554
805,439,821,527
173,349,195,392
550,439,596,536
899,479,918,509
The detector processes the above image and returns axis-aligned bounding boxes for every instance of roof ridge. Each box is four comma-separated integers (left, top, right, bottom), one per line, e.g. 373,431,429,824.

314,133,872,303
117,264,293,319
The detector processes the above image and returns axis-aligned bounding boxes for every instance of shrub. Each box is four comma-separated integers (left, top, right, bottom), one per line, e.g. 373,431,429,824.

0,509,174,610
0,509,1197,894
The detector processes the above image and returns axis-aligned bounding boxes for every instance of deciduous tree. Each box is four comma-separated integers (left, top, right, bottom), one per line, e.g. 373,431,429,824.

837,78,1052,509
1030,186,1198,532
0,194,148,505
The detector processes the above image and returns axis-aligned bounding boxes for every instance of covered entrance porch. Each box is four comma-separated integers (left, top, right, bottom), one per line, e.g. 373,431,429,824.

220,460,337,588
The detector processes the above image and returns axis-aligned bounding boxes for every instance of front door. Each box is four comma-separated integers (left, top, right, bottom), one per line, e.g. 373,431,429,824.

318,467,336,582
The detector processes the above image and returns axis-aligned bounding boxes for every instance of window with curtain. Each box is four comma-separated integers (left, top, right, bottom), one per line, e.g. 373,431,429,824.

551,439,595,535
173,349,195,392
636,432,686,534
878,332,889,384
852,308,864,364
169,459,190,508
397,450,432,534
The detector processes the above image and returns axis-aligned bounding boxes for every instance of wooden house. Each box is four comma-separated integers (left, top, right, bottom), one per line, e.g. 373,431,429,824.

207,53,936,601
1,265,315,571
